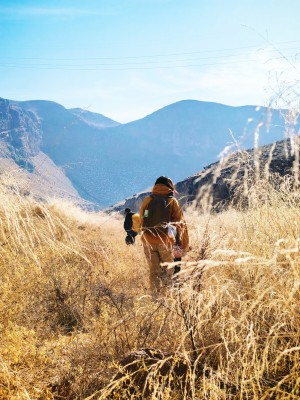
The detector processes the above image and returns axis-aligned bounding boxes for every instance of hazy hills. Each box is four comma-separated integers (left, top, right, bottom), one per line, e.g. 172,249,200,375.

112,137,297,213
69,108,120,128
0,97,289,207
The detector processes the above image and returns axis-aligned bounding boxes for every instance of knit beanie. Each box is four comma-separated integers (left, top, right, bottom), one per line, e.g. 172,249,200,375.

154,176,175,191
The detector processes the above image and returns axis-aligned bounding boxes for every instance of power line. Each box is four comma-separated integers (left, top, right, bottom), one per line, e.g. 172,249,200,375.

0,48,299,67
0,39,299,61
0,54,297,71
0,40,299,72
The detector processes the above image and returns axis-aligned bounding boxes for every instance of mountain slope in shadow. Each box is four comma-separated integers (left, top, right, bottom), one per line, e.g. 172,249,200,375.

1,98,289,208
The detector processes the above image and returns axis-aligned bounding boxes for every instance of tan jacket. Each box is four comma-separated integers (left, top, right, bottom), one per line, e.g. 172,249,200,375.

139,184,189,250
132,213,141,233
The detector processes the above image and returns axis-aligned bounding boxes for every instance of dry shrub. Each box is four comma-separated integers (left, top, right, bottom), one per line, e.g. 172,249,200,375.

1,169,300,399
1,108,300,398
101,172,300,399
0,173,163,398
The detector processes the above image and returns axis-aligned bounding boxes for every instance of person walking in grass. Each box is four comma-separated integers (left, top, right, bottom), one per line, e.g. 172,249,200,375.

123,208,141,244
139,176,189,292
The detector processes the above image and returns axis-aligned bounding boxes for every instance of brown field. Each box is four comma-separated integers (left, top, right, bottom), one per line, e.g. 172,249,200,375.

0,166,300,399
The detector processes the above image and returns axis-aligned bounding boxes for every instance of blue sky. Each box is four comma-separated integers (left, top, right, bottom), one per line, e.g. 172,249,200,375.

1,0,300,122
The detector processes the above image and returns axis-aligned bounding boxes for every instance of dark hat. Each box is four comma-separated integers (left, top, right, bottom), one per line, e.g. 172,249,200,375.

155,176,175,191
124,208,131,213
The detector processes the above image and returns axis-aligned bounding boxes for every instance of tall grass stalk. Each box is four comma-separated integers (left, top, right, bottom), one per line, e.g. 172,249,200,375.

1,104,300,398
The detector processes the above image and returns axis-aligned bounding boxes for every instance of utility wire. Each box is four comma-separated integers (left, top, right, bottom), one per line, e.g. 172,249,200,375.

0,41,299,71
0,48,299,67
0,39,299,61
0,54,296,71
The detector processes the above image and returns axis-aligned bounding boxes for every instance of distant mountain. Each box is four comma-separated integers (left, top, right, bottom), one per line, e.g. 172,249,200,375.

68,108,120,128
0,97,291,208
0,98,83,203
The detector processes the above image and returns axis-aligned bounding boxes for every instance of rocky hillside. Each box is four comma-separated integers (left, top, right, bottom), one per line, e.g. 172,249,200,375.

0,98,41,169
176,138,297,210
111,138,298,213
0,99,83,203
0,97,292,208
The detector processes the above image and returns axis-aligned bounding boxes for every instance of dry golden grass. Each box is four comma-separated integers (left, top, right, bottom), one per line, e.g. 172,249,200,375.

0,167,300,399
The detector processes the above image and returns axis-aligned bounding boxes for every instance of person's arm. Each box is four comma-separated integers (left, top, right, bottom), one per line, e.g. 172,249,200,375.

170,199,189,252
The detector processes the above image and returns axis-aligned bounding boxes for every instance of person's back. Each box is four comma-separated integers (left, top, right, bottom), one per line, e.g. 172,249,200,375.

142,194,172,235
140,176,189,292
124,208,139,245
124,210,134,231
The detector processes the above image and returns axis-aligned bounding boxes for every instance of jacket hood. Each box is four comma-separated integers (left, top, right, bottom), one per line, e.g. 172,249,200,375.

152,183,174,196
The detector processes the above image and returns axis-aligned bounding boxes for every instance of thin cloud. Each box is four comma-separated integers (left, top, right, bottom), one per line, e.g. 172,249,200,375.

0,6,113,18
69,49,300,122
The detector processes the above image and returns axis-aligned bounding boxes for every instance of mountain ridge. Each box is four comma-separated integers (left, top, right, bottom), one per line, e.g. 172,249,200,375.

0,96,292,208
68,108,120,128
110,137,297,213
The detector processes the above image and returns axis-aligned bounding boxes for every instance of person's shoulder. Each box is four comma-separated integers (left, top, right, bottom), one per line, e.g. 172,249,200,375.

169,197,179,206
140,195,152,208
169,197,183,215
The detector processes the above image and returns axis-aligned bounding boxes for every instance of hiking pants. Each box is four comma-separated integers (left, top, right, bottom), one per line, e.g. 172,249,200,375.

143,242,174,292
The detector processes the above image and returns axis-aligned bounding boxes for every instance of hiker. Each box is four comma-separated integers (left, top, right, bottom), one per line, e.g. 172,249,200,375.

139,176,189,292
124,208,140,244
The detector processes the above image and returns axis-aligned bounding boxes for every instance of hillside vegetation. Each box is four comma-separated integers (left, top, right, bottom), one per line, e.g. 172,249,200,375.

0,156,300,399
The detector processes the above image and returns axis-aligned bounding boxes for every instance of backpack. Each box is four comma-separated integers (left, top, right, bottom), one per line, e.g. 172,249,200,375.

124,212,134,231
143,195,172,235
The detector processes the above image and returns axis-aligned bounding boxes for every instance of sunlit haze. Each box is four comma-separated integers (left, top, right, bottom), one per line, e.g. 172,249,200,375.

1,0,300,122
